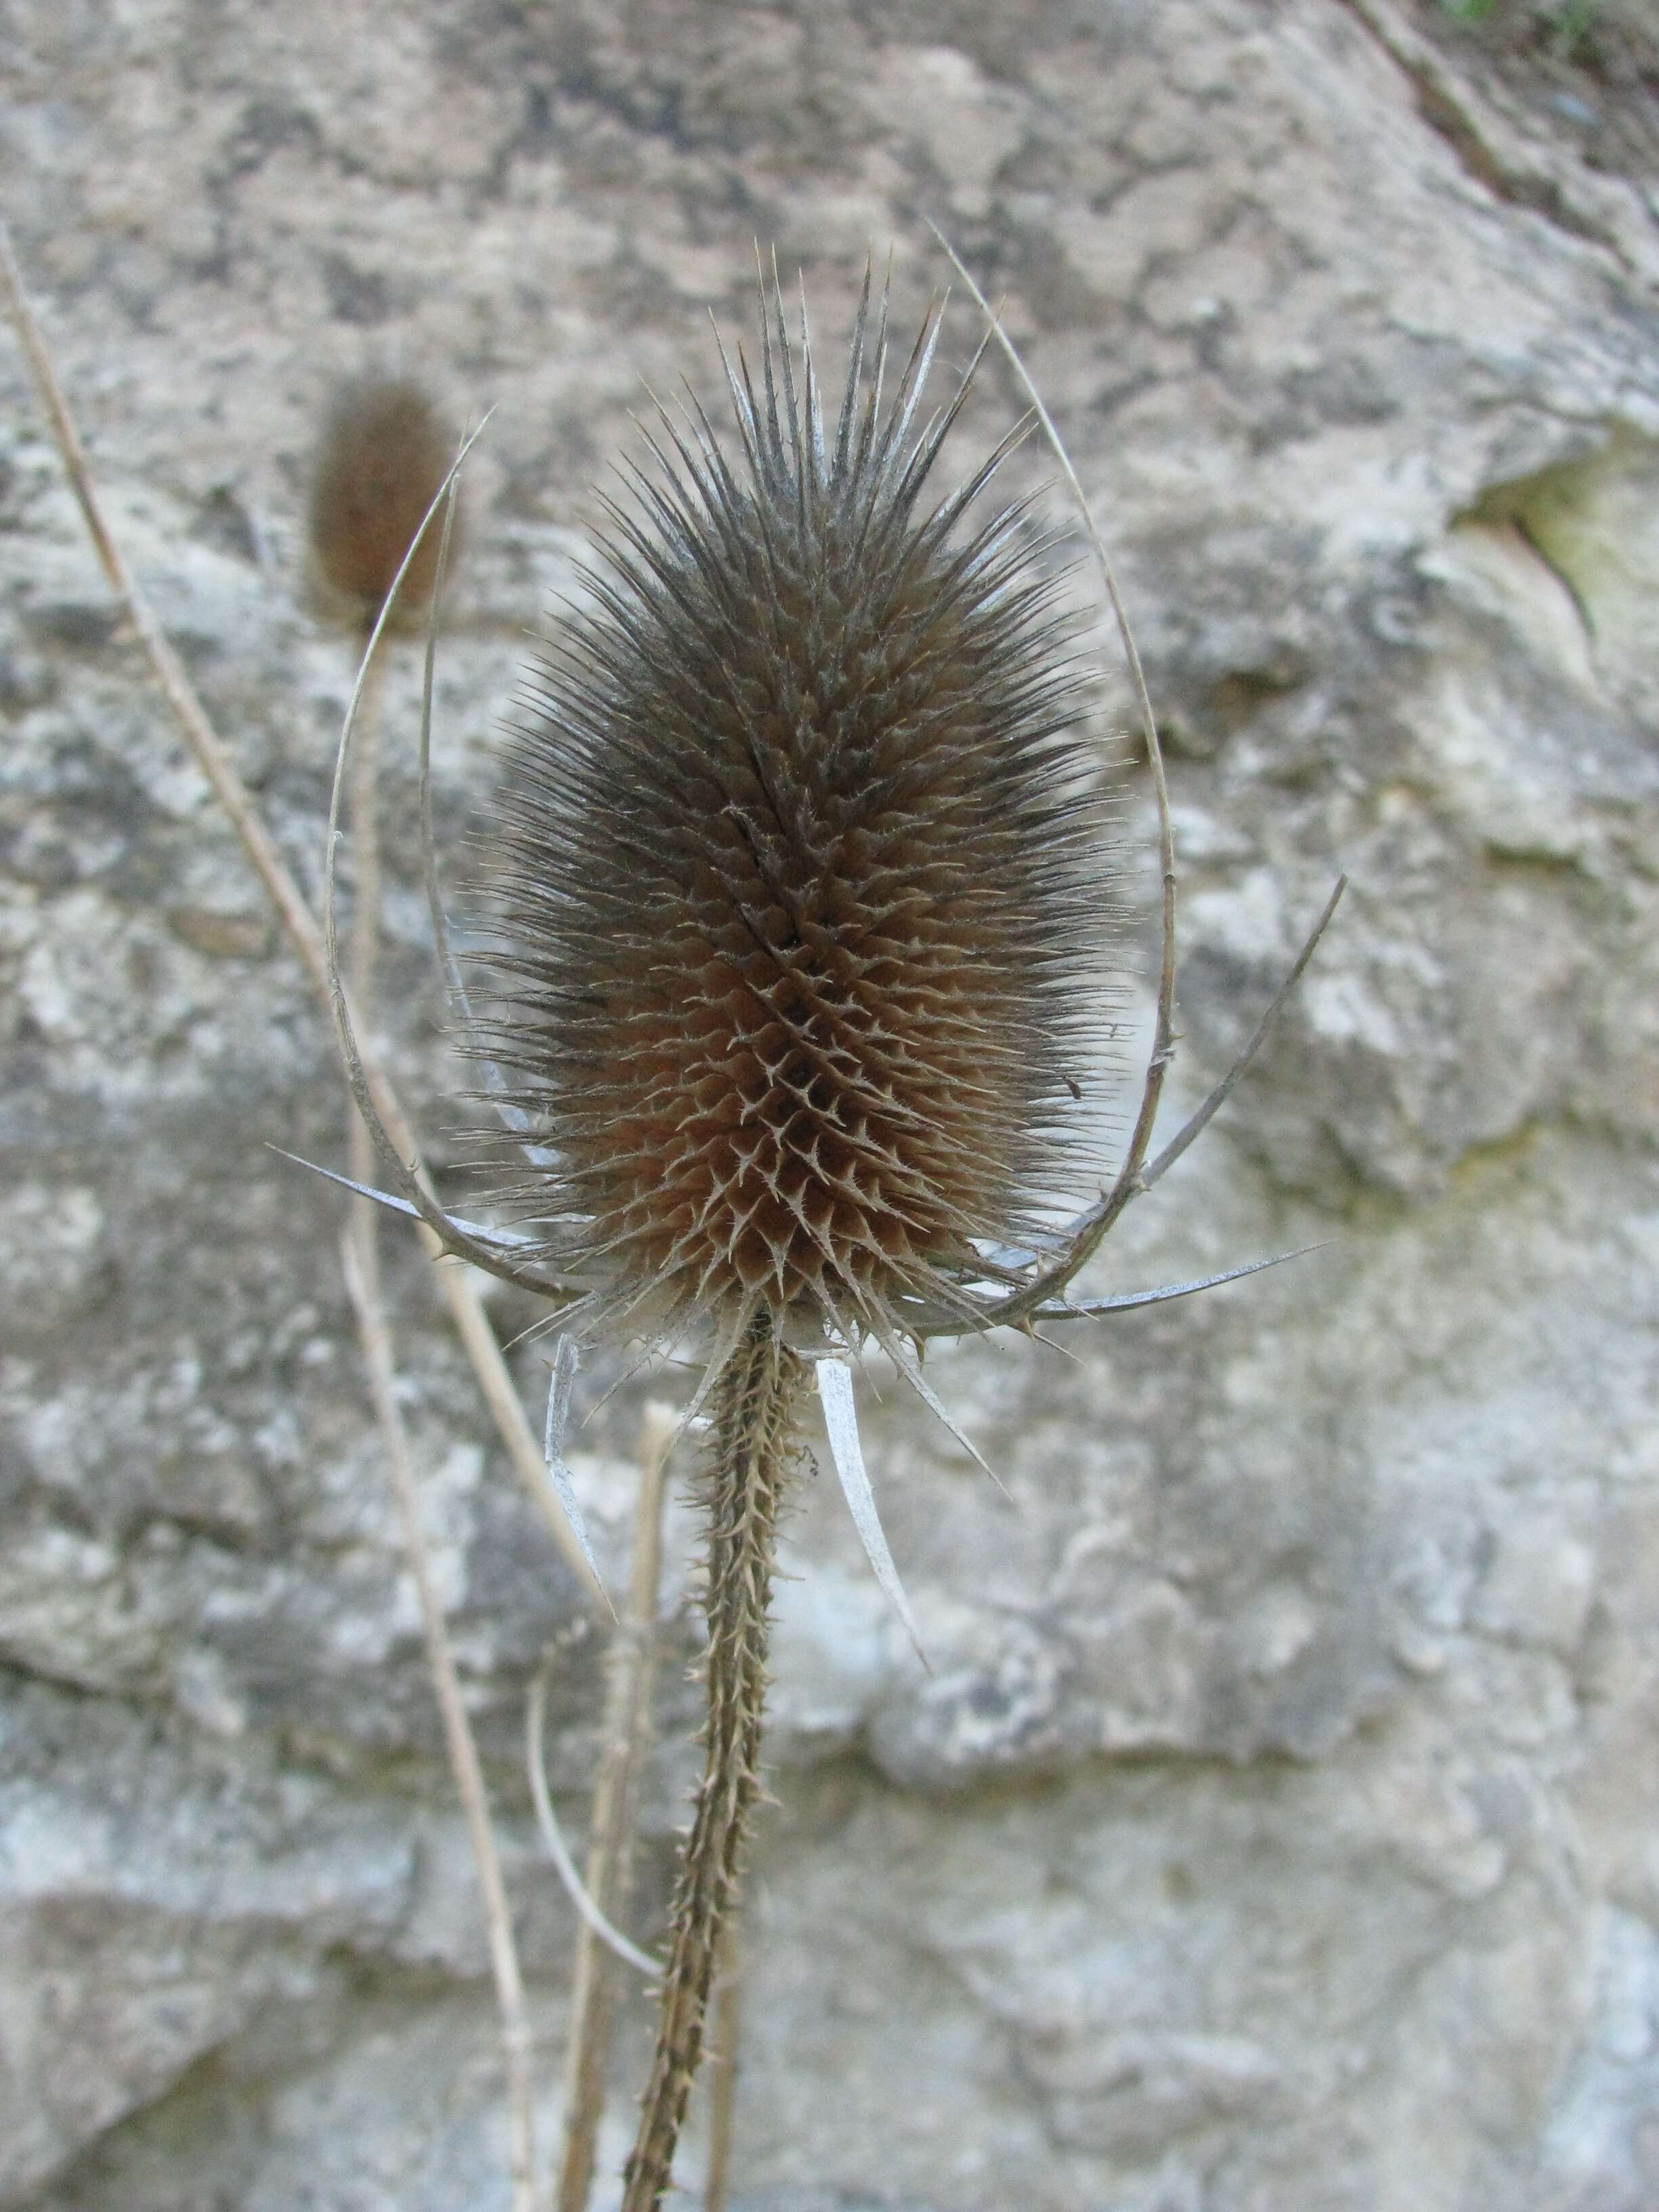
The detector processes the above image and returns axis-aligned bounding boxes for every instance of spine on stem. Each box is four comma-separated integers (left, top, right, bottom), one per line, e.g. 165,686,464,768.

621,1317,802,2212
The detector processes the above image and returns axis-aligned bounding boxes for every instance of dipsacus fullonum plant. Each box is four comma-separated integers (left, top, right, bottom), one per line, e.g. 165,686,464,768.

320,252,1342,2211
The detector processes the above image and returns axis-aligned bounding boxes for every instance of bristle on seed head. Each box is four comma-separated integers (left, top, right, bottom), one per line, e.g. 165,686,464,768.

481,262,1124,1350
308,375,457,622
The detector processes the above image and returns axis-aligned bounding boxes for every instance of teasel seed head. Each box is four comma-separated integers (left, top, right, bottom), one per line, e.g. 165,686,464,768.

308,375,458,623
481,266,1124,1356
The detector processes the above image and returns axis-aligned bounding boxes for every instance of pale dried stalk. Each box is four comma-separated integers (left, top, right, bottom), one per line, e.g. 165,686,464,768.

556,1401,676,2212
621,1322,804,2212
346,621,388,1195
340,619,537,2208
528,1661,661,1975
346,616,390,1246
702,1927,743,2212
342,1229,537,2212
0,221,604,1610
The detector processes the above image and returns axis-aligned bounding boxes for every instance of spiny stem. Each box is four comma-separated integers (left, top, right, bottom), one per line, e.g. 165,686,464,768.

620,1315,803,2211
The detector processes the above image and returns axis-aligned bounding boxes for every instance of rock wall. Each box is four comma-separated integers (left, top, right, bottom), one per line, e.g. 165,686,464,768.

3,2,1658,2206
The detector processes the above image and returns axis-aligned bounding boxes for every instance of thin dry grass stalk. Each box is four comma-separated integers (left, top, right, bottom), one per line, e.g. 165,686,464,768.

0,221,605,1610
342,1226,538,2211
334,592,537,2211
346,645,386,1134
556,1400,676,2212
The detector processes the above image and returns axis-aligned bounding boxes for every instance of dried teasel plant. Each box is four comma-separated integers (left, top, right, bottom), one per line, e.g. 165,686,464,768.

313,245,1344,2210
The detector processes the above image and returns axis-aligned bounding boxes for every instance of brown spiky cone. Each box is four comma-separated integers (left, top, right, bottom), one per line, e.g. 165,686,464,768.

484,263,1120,2208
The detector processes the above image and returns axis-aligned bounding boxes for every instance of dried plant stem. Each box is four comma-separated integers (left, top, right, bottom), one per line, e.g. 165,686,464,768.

345,616,389,1261
621,1322,804,2212
342,1229,537,2212
346,619,388,1193
556,1401,676,2212
0,222,603,1607
0,222,321,976
702,1927,743,2212
337,628,537,2211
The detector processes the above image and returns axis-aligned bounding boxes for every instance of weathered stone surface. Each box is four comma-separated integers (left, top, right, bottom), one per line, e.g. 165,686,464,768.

2,1,1658,2206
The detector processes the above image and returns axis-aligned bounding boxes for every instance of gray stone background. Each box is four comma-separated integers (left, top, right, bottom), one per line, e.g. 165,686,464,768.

3,0,1659,2205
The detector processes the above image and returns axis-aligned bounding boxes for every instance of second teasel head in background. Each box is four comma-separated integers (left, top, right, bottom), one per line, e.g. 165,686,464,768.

307,374,462,630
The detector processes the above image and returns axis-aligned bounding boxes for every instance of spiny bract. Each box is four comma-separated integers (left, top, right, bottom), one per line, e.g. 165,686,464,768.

482,268,1123,1354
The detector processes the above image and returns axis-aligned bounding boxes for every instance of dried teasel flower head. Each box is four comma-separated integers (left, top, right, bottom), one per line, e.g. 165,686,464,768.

304,247,1344,2212
478,265,1127,1357
308,374,459,625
